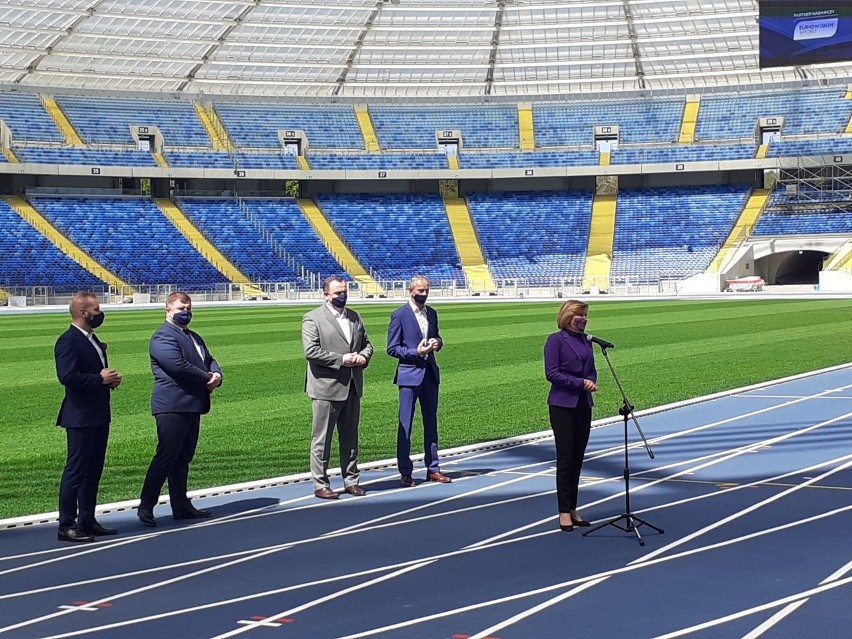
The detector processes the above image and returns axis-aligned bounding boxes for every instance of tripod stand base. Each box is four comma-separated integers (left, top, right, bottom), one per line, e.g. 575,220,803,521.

582,513,664,547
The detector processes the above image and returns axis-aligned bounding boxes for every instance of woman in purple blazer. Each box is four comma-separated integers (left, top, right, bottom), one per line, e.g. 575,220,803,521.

544,300,598,532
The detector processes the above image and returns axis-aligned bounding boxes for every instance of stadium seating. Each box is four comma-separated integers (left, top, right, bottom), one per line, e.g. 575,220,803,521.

461,150,598,168
0,93,63,143
466,190,593,283
243,199,344,279
315,193,465,282
56,96,208,146
307,152,447,170
533,98,684,146
611,185,748,281
213,103,363,149
695,88,852,141
753,190,852,235
611,144,755,164
175,198,305,283
0,200,103,289
29,196,226,288
369,104,519,149
766,137,852,158
166,151,300,170
13,147,158,167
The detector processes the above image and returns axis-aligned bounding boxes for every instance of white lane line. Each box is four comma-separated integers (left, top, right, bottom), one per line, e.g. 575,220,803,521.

631,413,852,565
739,557,852,638
25,503,852,639
465,577,611,639
334,504,852,639
651,576,852,639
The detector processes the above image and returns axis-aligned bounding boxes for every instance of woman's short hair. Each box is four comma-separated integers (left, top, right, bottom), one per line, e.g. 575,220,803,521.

556,299,588,331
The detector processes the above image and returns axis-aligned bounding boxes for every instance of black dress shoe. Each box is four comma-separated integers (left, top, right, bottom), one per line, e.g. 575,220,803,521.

570,515,591,527
58,527,95,543
344,485,366,496
559,524,574,533
400,475,415,488
172,506,212,520
80,521,118,536
137,509,157,527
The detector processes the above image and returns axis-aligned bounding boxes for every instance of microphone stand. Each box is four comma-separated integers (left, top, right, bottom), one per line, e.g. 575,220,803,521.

582,343,663,546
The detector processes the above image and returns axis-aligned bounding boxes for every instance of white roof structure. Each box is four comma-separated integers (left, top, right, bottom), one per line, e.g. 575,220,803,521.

1,0,850,99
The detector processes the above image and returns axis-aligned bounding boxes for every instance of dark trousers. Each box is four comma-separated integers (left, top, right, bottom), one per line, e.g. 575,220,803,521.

59,424,110,529
139,412,200,512
549,395,592,513
397,367,440,476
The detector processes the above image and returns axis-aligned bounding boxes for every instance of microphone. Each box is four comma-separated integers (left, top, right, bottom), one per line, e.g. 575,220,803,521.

586,334,615,349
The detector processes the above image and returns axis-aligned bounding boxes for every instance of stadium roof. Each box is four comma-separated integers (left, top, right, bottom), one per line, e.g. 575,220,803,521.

1,0,851,99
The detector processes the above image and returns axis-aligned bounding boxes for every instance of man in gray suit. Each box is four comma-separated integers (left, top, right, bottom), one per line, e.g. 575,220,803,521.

302,276,373,499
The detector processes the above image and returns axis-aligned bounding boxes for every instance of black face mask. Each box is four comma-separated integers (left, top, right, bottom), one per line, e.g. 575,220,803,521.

413,294,428,305
173,310,192,327
87,311,105,329
330,293,347,309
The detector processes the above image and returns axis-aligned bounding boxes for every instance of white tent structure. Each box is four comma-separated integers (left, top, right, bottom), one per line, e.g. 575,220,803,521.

1,0,850,99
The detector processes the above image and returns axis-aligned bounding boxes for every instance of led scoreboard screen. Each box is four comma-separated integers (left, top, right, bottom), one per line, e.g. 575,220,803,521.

759,1,852,68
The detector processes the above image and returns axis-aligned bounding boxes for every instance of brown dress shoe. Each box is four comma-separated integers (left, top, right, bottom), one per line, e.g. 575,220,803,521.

344,485,366,496
427,472,452,483
400,475,416,487
314,487,339,500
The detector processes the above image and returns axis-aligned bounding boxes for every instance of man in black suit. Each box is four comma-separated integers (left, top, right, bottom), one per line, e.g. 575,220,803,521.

137,292,222,527
54,291,122,542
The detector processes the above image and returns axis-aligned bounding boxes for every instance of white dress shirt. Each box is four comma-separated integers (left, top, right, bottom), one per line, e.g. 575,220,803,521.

73,323,106,368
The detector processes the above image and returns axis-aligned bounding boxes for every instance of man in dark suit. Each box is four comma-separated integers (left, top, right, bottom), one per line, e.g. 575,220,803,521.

302,276,373,499
54,291,122,542
137,292,222,526
387,275,451,487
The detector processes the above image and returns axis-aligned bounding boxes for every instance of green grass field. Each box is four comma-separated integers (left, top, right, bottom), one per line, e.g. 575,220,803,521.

1,298,850,519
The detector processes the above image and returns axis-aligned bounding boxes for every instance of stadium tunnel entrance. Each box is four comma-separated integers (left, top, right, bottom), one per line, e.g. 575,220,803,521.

755,250,829,285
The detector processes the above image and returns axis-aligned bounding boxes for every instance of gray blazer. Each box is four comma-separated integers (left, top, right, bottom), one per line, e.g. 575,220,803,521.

302,304,373,401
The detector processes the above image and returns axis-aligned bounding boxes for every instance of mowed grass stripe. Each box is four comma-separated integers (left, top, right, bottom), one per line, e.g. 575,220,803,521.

0,299,849,518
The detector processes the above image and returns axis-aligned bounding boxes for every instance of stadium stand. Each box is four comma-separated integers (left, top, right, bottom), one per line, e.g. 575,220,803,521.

0,200,103,289
165,151,300,170
0,93,63,143
610,185,749,281
753,210,852,235
695,88,852,141
55,96,208,146
175,198,308,284
315,193,465,282
766,138,852,158
213,103,363,149
533,98,684,146
461,150,599,168
611,143,756,164
307,152,447,170
369,104,519,149
244,199,344,279
29,196,226,288
466,190,594,283
13,147,158,167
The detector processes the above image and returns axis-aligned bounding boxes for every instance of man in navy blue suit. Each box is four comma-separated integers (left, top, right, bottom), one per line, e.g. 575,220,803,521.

54,292,122,542
387,275,451,487
137,292,222,527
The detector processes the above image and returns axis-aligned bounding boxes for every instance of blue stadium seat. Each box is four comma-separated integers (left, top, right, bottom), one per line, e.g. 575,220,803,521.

0,200,103,289
370,104,519,150
56,96,208,146
466,191,593,283
14,147,157,167
0,94,63,143
316,194,464,282
307,152,447,170
611,185,748,281
30,196,226,288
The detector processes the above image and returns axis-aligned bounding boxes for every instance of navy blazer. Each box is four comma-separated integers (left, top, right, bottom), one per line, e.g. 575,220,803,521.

387,303,443,387
55,326,111,428
150,321,222,415
544,329,597,409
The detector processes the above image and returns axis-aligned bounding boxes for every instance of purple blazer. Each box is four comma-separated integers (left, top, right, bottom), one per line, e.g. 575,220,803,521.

544,329,597,408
